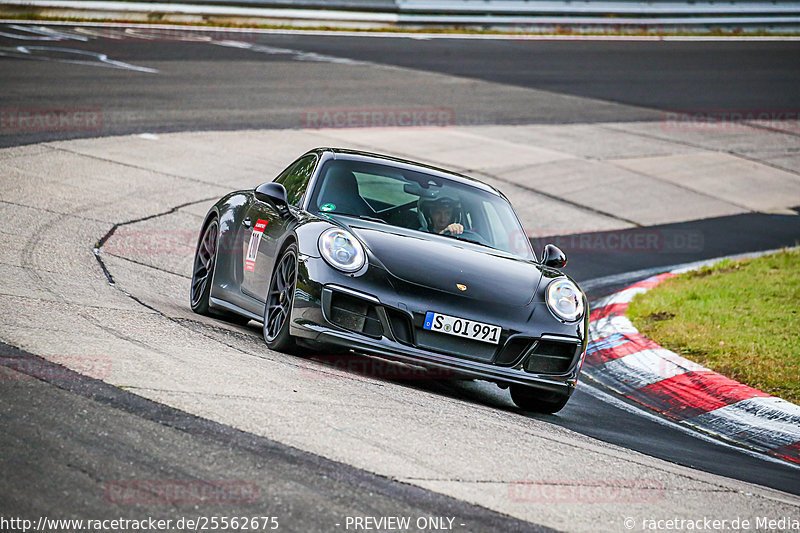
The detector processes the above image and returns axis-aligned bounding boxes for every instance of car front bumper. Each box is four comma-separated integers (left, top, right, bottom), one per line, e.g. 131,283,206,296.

290,256,586,394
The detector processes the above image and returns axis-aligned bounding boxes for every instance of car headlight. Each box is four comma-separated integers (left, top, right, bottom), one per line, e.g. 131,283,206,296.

546,278,584,322
318,228,366,273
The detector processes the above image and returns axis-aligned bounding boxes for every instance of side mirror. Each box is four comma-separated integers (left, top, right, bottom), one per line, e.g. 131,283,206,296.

255,182,292,218
541,244,567,268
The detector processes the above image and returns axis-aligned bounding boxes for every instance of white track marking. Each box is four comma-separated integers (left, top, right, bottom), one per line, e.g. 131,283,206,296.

71,27,127,40
0,45,158,73
22,24,89,41
589,314,637,339
579,380,800,471
585,247,800,465
0,25,59,40
212,39,363,65
4,20,800,41
604,286,649,305
0,23,87,41
688,397,800,449
600,349,707,389
72,26,212,42
123,27,212,42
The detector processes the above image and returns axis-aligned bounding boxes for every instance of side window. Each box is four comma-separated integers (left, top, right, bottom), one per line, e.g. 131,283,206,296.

274,154,318,207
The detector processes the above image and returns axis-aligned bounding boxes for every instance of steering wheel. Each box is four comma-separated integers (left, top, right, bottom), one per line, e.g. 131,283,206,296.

442,229,490,246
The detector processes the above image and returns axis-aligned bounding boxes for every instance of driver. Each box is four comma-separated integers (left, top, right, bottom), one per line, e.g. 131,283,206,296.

418,191,463,235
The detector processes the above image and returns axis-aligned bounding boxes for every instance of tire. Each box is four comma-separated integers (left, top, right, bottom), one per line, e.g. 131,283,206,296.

510,384,572,414
190,217,219,315
263,244,298,352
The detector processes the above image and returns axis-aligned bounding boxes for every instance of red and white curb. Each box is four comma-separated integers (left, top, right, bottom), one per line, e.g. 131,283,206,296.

584,269,800,465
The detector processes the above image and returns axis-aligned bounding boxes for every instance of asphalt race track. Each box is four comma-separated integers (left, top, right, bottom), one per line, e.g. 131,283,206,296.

3,26,800,146
0,342,545,533
1,22,800,532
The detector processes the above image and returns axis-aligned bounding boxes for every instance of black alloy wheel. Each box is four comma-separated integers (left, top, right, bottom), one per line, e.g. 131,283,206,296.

191,218,219,314
263,244,298,351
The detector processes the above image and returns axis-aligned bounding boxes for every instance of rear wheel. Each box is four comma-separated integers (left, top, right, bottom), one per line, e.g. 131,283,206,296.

510,384,572,414
190,218,219,315
263,244,298,352
191,217,251,325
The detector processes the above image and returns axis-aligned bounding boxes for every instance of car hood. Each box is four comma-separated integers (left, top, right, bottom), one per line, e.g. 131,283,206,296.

339,218,541,307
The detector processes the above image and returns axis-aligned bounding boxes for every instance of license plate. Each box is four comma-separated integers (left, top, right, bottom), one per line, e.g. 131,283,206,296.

423,312,501,345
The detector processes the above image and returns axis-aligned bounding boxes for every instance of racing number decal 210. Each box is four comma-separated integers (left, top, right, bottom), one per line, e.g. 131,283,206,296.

244,219,269,272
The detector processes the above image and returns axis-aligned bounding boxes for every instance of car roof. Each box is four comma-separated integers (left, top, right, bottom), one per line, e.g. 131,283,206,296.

311,147,503,197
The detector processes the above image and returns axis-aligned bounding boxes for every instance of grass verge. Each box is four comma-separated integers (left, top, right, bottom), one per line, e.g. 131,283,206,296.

627,248,800,405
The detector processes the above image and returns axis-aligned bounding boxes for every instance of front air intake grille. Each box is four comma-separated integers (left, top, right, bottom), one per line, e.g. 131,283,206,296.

524,340,579,374
385,309,414,345
495,337,533,366
329,291,383,338
414,329,497,362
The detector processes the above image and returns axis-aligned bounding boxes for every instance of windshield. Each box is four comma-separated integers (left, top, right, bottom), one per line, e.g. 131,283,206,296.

308,159,534,260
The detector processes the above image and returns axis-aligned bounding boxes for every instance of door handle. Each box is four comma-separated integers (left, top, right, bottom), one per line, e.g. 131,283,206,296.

242,217,252,228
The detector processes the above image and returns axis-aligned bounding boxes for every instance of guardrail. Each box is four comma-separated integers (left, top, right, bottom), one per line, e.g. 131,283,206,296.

399,0,800,15
172,0,397,9
119,0,800,14
4,0,800,28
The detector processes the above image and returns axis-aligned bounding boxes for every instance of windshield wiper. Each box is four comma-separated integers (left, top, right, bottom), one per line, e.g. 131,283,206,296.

329,212,387,224
358,215,387,224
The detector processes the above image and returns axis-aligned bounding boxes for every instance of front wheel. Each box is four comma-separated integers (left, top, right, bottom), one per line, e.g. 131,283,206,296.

263,244,298,352
510,384,572,414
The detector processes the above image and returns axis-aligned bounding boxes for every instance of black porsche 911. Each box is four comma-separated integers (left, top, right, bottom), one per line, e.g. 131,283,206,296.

191,148,587,413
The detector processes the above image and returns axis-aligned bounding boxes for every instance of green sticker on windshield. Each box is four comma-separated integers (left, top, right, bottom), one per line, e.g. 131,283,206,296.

320,203,336,212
